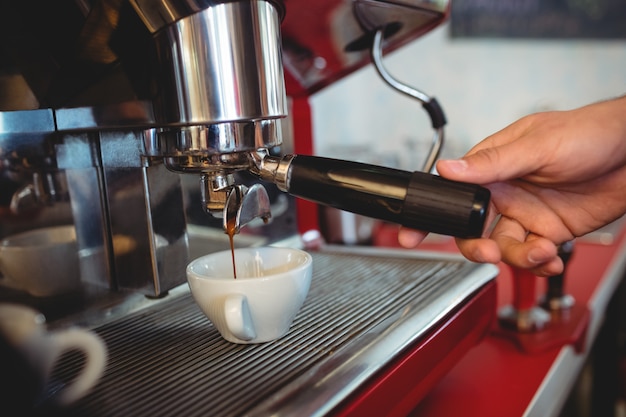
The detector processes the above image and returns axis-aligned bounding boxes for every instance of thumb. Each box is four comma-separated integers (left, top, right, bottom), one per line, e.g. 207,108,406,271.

436,146,533,184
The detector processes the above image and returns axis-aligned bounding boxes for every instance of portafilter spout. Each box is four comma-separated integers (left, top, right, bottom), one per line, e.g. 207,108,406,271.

249,151,490,239
174,169,273,238
224,183,272,234
197,168,271,234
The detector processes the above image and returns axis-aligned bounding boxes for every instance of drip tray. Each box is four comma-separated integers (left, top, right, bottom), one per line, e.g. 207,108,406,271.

57,247,497,417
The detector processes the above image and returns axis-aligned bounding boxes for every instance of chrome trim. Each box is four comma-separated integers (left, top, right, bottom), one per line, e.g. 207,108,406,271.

249,153,294,192
149,119,282,160
152,1,287,126
0,108,55,133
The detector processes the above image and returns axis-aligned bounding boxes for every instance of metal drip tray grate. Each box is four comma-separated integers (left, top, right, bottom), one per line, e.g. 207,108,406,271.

57,248,496,417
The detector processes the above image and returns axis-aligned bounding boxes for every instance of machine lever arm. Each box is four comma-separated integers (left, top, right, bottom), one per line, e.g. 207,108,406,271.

253,154,490,239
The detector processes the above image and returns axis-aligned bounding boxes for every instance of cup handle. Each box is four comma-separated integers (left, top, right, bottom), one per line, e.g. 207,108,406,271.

224,294,257,341
0,260,22,291
48,329,107,405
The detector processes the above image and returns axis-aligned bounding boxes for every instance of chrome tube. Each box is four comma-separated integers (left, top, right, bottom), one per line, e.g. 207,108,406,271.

150,0,287,128
370,28,445,173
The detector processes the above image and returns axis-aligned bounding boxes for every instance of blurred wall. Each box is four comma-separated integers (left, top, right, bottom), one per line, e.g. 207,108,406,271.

309,21,626,170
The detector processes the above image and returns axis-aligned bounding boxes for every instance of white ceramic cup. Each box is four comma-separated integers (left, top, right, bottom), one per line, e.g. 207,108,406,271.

187,247,312,344
0,303,107,406
0,226,81,297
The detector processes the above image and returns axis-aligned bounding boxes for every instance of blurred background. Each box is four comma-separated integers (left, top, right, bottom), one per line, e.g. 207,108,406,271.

310,1,626,171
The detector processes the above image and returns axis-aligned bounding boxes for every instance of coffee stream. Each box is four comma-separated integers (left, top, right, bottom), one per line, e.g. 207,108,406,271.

226,217,269,280
226,217,237,279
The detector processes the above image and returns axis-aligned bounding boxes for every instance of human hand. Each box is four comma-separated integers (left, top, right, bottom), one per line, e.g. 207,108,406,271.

409,96,626,276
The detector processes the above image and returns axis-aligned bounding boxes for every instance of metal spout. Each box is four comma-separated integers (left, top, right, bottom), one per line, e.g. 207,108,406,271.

224,184,272,234
9,171,69,214
200,173,237,216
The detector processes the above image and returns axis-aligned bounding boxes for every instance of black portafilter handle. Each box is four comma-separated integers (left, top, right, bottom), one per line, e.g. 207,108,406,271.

258,154,490,239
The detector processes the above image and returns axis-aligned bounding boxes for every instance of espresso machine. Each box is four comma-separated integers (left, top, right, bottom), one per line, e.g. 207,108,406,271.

0,1,500,415
0,0,489,297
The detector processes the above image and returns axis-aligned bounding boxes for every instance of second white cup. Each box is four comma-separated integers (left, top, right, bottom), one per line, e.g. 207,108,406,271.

187,247,312,344
0,303,107,408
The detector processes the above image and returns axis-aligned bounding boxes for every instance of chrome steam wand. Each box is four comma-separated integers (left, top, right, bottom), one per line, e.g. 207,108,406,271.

370,28,446,173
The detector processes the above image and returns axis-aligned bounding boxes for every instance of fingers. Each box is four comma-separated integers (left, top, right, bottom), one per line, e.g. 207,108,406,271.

491,218,558,271
454,237,502,264
487,182,574,244
455,237,561,276
397,228,428,248
398,217,563,276
455,215,562,276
